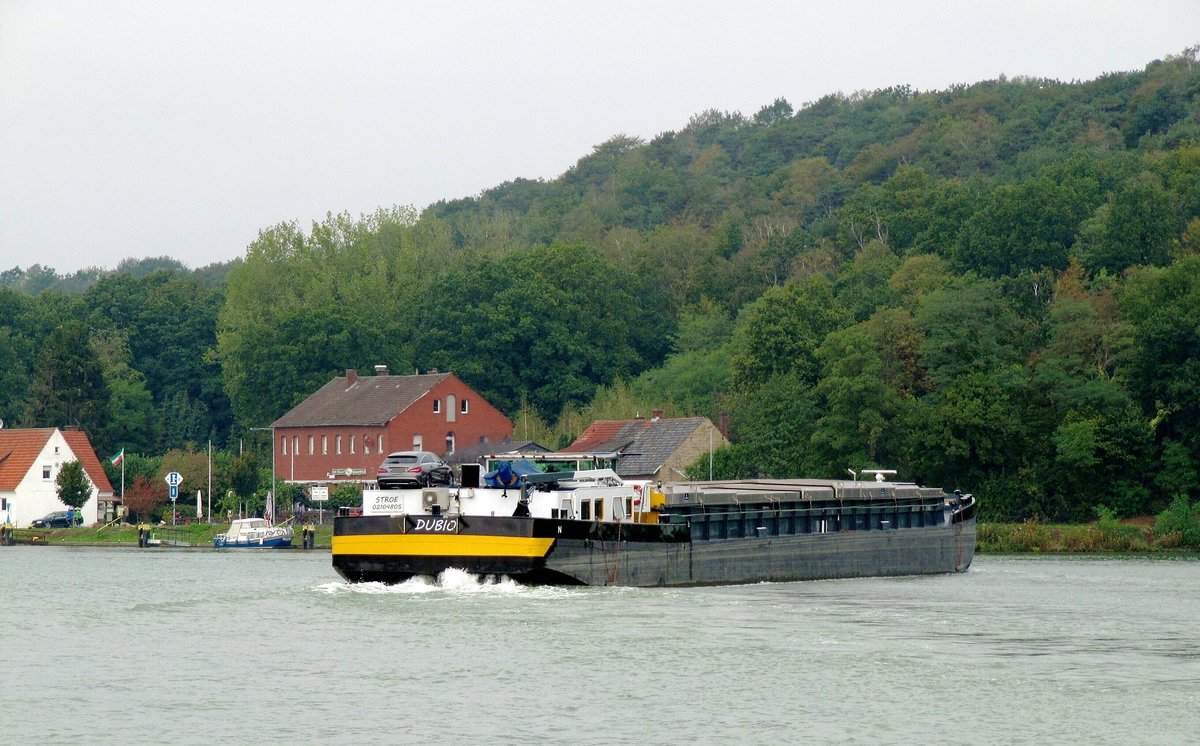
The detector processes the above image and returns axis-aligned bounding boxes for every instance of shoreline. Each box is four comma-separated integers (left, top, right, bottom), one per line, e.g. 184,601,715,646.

7,522,1198,555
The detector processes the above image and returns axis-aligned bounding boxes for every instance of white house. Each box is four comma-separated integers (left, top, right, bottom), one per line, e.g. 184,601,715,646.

0,427,112,528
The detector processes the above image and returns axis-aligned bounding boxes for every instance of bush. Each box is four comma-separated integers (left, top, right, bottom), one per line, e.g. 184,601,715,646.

1154,494,1200,548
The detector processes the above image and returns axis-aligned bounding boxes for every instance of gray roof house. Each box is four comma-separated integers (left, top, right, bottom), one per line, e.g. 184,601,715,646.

560,411,729,482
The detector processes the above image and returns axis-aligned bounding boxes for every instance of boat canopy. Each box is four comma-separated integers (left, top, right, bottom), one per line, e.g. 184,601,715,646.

223,518,267,536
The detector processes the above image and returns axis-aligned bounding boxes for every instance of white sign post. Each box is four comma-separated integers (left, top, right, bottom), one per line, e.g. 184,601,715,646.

311,485,328,525
165,472,183,525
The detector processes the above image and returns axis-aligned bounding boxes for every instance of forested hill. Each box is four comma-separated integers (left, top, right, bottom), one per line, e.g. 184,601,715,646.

3,49,1200,523
432,49,1200,250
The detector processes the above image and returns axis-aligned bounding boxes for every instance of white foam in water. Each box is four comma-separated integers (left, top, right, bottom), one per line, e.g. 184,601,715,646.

313,569,574,598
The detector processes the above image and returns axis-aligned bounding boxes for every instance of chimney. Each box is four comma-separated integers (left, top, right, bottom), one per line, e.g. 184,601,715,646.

651,409,663,421
374,364,389,376
346,369,358,385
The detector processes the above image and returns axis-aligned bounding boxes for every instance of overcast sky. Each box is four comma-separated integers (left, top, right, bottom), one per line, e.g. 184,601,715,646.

2,1,1197,275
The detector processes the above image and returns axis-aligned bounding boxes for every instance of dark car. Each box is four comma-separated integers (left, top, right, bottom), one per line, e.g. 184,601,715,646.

31,511,74,528
377,450,453,489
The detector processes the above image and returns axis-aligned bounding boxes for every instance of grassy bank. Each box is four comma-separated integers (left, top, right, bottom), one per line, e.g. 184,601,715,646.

11,521,334,549
975,518,1193,553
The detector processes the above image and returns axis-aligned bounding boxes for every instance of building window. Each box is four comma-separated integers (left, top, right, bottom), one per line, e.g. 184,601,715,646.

433,399,441,414
1,498,5,511
43,465,51,479
350,435,356,454
281,437,287,456
412,434,423,451
322,435,328,455
377,434,384,454
445,432,456,455
308,436,314,455
293,436,299,456
446,394,456,423
461,398,469,414
363,434,371,455
336,435,343,455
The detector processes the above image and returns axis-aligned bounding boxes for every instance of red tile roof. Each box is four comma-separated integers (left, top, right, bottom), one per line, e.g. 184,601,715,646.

0,428,55,491
561,420,630,453
62,428,114,494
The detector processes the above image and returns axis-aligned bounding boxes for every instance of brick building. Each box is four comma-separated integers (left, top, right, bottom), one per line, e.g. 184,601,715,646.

271,367,513,485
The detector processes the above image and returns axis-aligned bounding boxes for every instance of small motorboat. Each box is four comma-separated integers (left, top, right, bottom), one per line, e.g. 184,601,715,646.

213,518,293,549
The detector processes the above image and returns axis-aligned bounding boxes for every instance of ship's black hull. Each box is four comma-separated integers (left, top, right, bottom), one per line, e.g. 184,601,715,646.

332,501,976,587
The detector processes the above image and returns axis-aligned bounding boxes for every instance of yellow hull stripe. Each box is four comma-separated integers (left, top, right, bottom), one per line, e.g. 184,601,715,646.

333,534,554,558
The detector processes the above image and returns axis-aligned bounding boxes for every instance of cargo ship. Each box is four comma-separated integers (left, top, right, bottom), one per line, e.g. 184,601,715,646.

332,461,976,587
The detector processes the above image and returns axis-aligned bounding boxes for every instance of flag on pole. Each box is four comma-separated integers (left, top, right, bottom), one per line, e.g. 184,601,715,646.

110,449,125,466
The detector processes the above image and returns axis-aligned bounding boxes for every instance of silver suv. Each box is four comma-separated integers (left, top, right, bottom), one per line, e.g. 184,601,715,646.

376,450,452,489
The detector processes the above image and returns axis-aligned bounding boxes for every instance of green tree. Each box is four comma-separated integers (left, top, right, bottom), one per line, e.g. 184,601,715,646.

1120,256,1200,452
914,277,1024,387
416,243,667,417
727,371,820,479
903,368,1028,499
684,443,761,481
631,300,734,418
952,175,1091,277
807,326,906,475
91,330,158,453
1024,261,1150,518
834,239,902,322
23,325,111,442
55,460,93,512
887,254,955,312
730,274,850,391
1076,171,1176,274
84,270,231,448
219,209,435,429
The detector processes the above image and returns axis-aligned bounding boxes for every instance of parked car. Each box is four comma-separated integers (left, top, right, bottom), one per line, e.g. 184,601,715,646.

31,511,74,528
377,450,453,489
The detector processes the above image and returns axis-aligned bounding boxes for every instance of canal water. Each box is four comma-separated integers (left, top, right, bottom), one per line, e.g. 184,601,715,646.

2,548,1197,744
